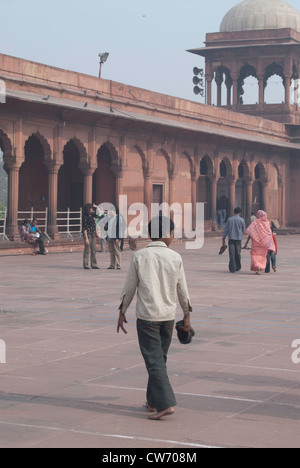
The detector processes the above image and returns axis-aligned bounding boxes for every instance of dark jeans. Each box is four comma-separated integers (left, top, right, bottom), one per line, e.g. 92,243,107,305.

228,239,242,273
265,251,277,273
136,319,177,412
36,237,45,254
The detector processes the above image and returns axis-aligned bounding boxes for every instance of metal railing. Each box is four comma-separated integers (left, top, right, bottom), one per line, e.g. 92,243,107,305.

17,207,50,240
57,208,82,239
0,208,9,241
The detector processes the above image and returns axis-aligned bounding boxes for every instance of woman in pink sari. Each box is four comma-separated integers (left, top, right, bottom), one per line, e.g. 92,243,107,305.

244,210,275,275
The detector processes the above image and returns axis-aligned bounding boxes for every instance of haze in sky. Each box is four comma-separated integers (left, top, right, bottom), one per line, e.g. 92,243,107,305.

0,0,299,103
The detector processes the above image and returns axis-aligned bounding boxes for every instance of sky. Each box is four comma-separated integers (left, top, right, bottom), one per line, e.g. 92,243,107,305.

0,0,300,103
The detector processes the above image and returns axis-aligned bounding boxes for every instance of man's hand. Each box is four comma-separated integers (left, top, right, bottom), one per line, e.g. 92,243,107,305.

181,315,191,332
117,311,128,334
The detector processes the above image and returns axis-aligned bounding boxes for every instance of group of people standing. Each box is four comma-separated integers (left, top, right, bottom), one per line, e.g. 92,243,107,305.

82,203,125,270
222,208,277,275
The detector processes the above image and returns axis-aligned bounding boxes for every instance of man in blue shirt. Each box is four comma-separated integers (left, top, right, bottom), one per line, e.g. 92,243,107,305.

222,207,246,273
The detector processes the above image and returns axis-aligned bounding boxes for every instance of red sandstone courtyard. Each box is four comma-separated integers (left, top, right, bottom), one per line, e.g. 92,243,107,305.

0,235,299,448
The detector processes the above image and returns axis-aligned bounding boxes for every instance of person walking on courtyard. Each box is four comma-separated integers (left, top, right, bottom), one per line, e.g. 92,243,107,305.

82,203,99,270
265,227,278,273
243,210,275,275
222,207,246,273
117,215,192,420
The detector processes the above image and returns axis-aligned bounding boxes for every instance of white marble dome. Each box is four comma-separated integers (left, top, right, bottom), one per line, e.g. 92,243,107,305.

220,0,300,33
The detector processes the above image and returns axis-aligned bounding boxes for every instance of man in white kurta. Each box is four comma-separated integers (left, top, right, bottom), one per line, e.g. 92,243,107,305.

117,215,192,420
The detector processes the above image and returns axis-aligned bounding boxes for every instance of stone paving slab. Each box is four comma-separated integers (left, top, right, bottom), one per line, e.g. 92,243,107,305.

0,236,300,448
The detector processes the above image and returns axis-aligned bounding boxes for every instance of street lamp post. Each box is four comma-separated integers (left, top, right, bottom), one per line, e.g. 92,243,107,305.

98,52,109,78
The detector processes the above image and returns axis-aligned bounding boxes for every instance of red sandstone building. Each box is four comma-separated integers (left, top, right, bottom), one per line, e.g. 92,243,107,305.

1,0,300,242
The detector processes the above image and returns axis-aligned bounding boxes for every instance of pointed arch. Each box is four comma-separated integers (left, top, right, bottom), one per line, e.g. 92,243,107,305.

200,154,214,176
92,142,117,206
19,134,49,211
219,157,233,179
68,137,88,161
30,132,52,159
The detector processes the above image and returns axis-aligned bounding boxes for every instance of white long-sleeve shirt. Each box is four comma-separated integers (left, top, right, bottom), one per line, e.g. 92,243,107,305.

120,241,192,322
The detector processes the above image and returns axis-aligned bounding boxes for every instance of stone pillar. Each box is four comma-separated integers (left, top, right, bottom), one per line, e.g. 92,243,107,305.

143,168,154,221
83,169,94,206
6,118,23,241
209,174,217,230
6,164,21,241
191,173,197,228
168,173,176,206
262,179,270,214
228,176,237,217
45,161,61,239
245,178,254,225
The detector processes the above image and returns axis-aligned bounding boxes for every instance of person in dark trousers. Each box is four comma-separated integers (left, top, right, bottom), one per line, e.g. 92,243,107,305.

265,227,278,273
82,203,100,270
222,207,246,273
28,218,46,255
117,215,192,421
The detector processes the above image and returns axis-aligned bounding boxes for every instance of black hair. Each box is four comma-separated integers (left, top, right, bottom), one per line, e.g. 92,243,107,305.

234,207,242,214
148,214,175,240
83,203,93,216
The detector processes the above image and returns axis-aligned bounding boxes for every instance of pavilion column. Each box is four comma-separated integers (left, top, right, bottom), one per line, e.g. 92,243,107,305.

215,71,223,107
6,164,21,241
258,74,264,109
284,75,291,105
245,178,254,225
206,76,213,106
232,74,238,108
45,161,61,239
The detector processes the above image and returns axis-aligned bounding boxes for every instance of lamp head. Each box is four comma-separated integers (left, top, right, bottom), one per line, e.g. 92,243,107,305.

98,52,109,63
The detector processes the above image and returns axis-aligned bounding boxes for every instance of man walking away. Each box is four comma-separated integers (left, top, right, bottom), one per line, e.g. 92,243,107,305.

117,215,192,420
222,207,246,273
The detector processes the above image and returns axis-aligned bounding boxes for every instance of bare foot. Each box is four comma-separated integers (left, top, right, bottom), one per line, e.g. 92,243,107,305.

272,266,277,272
145,402,156,413
148,407,175,420
256,269,262,275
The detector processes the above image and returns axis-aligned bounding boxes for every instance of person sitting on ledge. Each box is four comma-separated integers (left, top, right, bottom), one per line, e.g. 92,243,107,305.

19,219,37,254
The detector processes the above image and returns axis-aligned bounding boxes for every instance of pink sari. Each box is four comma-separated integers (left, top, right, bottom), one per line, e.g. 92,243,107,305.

245,210,275,272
